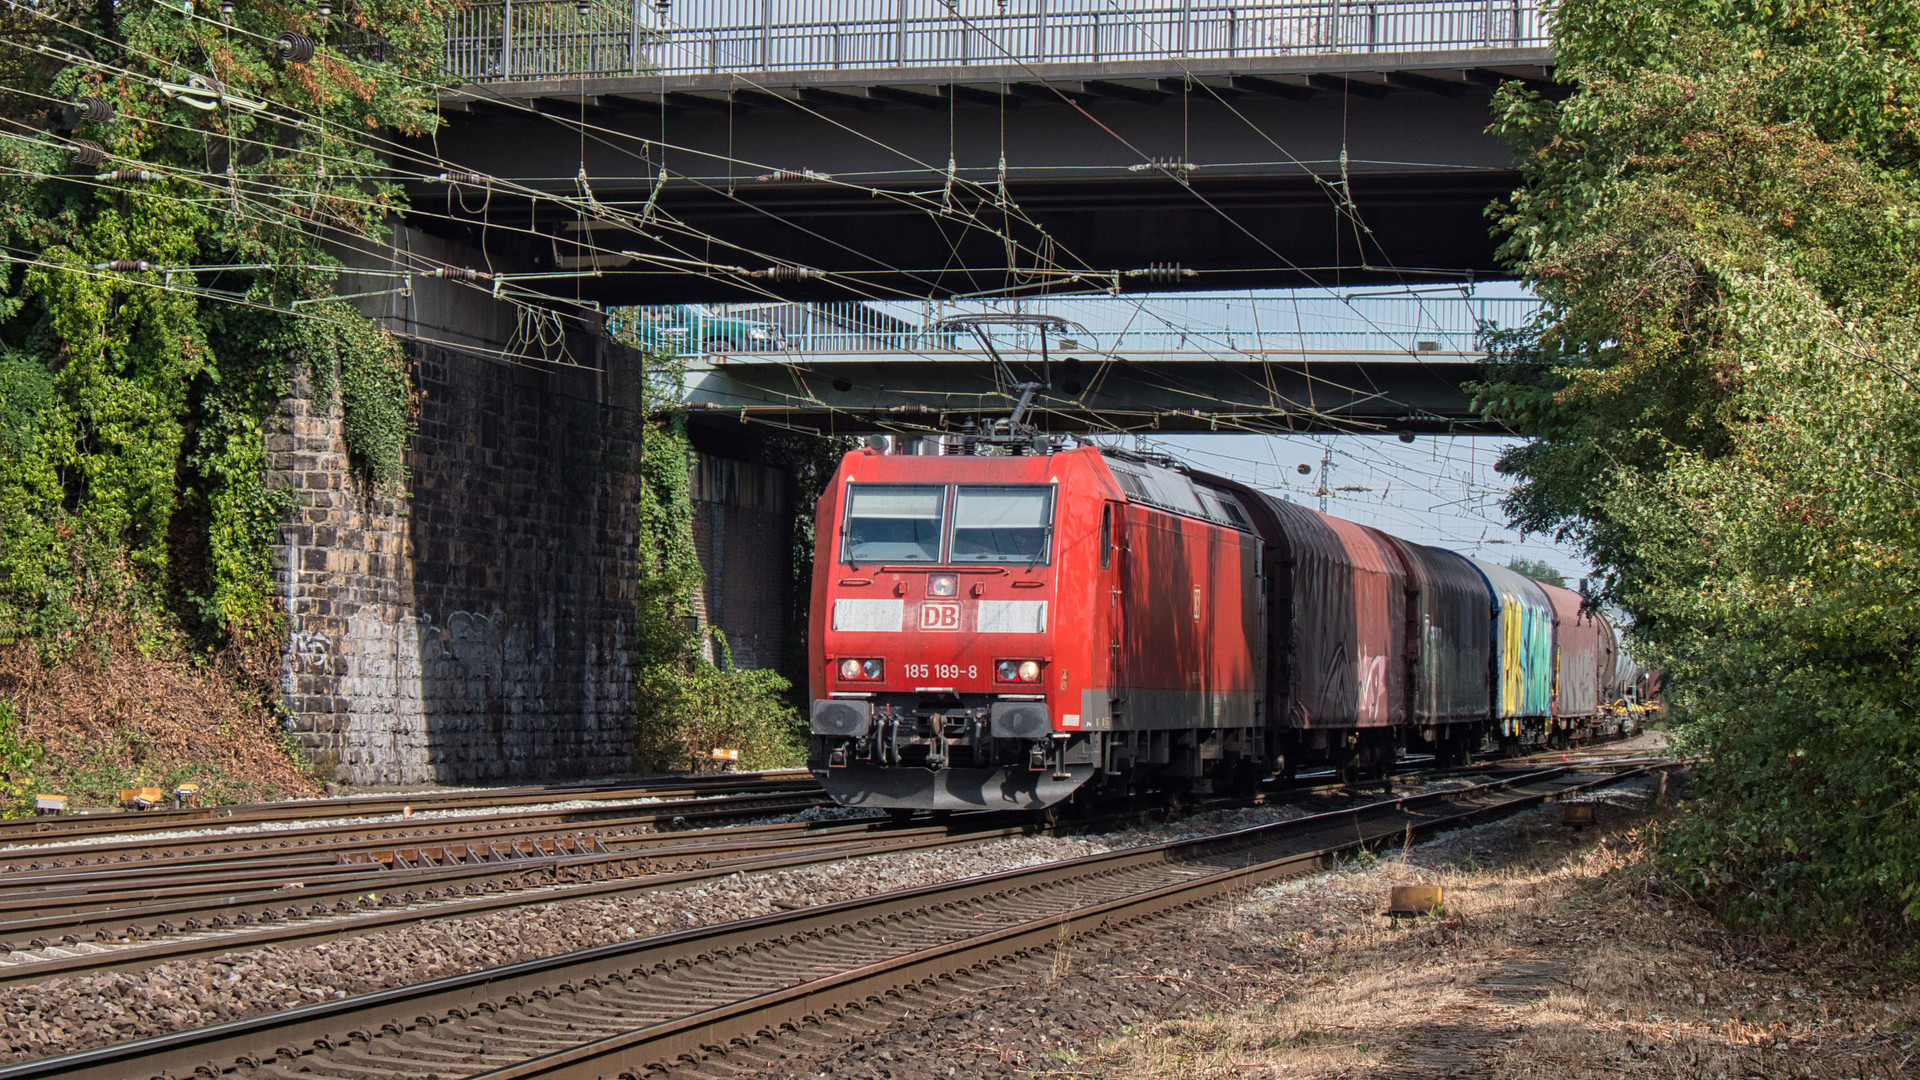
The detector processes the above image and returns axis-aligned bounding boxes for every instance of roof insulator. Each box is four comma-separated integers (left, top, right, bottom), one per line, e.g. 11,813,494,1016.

1122,263,1197,283
274,31,315,62
65,139,109,167
74,97,114,124
755,168,831,183
751,266,822,282
1126,157,1198,174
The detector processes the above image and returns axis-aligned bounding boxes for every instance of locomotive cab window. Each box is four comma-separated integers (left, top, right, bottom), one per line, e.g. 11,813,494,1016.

843,484,946,564
950,485,1055,564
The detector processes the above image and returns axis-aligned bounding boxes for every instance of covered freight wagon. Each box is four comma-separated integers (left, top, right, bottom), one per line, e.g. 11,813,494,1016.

1383,537,1493,763
1468,558,1554,742
1202,478,1409,777
1540,582,1603,721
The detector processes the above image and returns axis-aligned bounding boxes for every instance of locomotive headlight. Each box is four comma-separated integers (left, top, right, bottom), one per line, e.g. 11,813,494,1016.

838,658,882,681
928,574,958,597
996,659,1043,683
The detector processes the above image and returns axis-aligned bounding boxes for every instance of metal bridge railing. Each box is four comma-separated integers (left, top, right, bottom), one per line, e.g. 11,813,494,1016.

619,295,1541,360
448,0,1548,83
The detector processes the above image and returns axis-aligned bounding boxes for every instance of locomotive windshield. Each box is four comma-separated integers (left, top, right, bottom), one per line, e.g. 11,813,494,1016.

843,484,946,563
950,485,1054,564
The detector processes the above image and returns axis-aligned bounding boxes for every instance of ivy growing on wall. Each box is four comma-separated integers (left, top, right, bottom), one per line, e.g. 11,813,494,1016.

620,335,806,774
0,0,439,651
283,303,417,493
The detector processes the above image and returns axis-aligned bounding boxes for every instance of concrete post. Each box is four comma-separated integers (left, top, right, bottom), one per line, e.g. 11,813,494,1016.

501,0,514,79
629,0,641,72
760,0,771,68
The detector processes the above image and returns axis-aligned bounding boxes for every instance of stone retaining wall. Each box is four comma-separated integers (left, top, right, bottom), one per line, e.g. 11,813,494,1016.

273,338,642,785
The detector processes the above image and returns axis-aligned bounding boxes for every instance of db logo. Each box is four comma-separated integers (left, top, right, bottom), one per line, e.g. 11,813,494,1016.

920,602,962,631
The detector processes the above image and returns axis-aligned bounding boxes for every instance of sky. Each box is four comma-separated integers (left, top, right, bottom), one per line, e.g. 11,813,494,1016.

1140,431,1591,585
1077,282,1593,586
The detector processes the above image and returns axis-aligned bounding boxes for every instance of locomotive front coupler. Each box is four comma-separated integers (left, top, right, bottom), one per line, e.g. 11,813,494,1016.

891,702,993,770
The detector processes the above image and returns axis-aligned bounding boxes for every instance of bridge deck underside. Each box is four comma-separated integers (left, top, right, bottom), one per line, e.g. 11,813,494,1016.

416,50,1550,301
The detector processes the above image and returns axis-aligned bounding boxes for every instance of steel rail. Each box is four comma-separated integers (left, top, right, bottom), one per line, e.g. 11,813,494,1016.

0,819,926,952
0,817,864,908
0,771,814,844
0,818,1053,988
0,763,1664,1080
0,789,825,873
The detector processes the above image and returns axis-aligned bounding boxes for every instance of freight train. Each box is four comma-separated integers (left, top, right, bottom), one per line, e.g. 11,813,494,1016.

807,441,1643,814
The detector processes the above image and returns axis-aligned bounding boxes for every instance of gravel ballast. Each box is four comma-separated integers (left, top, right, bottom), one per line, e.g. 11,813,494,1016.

0,764,1641,1064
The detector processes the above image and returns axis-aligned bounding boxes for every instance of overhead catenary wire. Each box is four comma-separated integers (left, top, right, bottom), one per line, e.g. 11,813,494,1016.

7,8,1159,430
4,1,1526,442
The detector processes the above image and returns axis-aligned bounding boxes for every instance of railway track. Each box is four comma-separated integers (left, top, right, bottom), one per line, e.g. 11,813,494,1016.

0,790,826,875
0,753,1661,986
0,816,1062,986
0,770,815,846
0,761,1668,1080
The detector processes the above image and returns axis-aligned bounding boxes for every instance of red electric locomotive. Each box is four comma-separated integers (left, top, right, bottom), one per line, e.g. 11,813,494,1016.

809,434,1634,814
808,443,1266,813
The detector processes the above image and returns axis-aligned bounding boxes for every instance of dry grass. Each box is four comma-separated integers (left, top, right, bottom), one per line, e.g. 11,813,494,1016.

0,614,320,805
1047,785,1918,1079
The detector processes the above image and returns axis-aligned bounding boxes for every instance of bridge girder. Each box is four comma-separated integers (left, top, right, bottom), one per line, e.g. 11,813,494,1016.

679,352,1494,436
415,49,1552,302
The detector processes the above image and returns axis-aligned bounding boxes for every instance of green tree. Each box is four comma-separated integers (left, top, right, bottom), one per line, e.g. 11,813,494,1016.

1480,0,1920,937
0,0,437,649
1504,558,1567,588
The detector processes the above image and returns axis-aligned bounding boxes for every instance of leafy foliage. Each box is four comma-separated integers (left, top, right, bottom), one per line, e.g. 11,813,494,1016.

1504,557,1567,588
0,698,46,818
0,0,436,651
622,342,805,773
1481,0,1920,938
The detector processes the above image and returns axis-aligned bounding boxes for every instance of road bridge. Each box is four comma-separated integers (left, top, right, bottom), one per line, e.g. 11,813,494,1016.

413,0,1555,302
627,292,1537,433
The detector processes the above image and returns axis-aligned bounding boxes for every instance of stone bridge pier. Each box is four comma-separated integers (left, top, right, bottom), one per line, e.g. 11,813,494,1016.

270,227,648,786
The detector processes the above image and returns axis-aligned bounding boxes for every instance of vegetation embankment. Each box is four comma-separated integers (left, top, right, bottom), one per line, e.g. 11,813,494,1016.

0,0,439,809
1478,0,1920,944
1060,782,1915,1079
620,345,835,774
0,0,826,804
